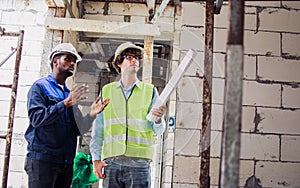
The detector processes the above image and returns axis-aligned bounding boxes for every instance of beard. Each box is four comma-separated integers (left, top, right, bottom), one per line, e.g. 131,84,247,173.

59,66,74,78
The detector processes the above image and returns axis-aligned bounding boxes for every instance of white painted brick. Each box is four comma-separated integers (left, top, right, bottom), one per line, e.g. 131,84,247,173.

156,17,175,33
210,131,221,157
12,117,29,134
23,26,46,41
213,53,225,78
282,33,300,57
36,11,47,26
2,10,36,26
244,31,280,56
243,81,281,107
256,161,300,187
258,56,300,82
181,2,205,26
257,107,300,135
173,183,198,188
183,51,204,77
0,37,18,54
212,78,224,104
0,101,10,117
211,104,223,131
177,77,203,103
214,28,227,53
7,171,28,188
0,117,8,132
15,0,48,12
163,149,174,166
173,156,200,183
174,129,200,156
282,85,300,108
242,106,256,132
22,41,43,56
244,55,256,80
164,132,174,150
214,4,229,28
176,102,201,129
162,183,171,188
240,133,279,160
281,136,300,162
282,1,300,9
245,1,281,7
239,160,255,187
20,55,42,72
180,27,205,51
15,101,27,118
209,158,220,185
16,86,30,102
18,70,40,85
259,8,300,33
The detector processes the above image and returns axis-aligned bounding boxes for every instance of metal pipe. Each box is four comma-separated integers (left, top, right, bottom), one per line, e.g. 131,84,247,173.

199,0,214,187
0,48,17,68
2,30,24,188
219,0,244,188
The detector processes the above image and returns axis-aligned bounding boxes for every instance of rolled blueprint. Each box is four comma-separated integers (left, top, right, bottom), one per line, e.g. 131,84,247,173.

147,49,197,122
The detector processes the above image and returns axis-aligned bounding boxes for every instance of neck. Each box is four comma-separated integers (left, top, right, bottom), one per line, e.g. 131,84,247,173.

120,73,137,89
52,72,66,85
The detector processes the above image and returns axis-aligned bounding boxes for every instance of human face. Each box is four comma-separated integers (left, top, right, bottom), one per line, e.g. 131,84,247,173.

54,54,77,77
119,53,141,73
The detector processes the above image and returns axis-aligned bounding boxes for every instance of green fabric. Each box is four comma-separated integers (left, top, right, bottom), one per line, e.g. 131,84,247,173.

72,152,98,188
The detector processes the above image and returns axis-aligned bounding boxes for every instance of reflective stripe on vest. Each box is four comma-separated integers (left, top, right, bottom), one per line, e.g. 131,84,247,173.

101,82,154,160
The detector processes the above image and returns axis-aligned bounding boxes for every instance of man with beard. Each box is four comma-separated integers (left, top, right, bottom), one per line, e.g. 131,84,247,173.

24,43,110,188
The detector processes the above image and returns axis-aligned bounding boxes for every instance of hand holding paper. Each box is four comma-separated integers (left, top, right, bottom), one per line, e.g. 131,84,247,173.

147,49,197,122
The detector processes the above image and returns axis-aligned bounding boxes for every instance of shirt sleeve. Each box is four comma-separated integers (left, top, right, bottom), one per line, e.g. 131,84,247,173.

150,87,166,135
90,94,104,161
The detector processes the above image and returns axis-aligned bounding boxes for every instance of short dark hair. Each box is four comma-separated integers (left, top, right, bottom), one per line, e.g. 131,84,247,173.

112,48,142,73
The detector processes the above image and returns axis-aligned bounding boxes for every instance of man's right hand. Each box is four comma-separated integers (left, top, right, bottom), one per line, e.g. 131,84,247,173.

93,160,107,179
64,84,88,108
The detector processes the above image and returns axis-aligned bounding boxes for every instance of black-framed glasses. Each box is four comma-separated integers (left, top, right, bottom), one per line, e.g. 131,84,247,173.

122,55,143,61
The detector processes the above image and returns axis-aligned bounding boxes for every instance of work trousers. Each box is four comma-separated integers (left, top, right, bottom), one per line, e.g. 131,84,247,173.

103,156,151,188
24,157,73,188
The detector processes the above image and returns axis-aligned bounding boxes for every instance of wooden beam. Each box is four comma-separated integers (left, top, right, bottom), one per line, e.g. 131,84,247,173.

45,17,161,36
45,0,65,7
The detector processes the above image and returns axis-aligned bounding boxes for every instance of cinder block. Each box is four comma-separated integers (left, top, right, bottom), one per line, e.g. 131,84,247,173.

240,133,279,160
244,31,280,56
162,166,173,183
243,80,281,107
1,11,36,25
256,107,300,135
20,56,42,72
163,149,174,166
22,41,43,56
183,51,204,77
181,2,205,26
211,104,223,131
214,4,229,28
173,156,200,183
242,106,256,132
214,28,227,53
213,53,225,78
209,158,220,185
282,1,300,9
256,161,300,187
12,117,29,134
258,56,300,82
174,129,200,156
177,77,203,103
212,78,224,104
259,8,300,33
282,33,300,57
23,26,46,41
180,27,205,51
173,183,198,188
239,160,255,187
176,102,202,129
281,136,300,162
210,131,221,157
18,71,40,85
15,101,27,118
7,171,28,188
0,101,10,117
245,1,281,7
282,85,300,108
243,55,256,80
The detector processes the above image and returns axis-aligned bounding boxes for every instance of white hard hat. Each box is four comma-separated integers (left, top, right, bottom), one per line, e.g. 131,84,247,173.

112,42,144,64
49,43,82,63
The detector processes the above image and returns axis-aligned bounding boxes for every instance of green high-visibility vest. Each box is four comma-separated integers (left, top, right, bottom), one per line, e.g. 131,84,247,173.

101,82,155,160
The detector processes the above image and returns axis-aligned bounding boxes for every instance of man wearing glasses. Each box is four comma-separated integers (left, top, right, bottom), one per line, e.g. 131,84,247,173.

90,42,166,188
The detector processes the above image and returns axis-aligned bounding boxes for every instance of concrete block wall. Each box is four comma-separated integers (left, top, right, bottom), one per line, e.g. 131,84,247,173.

0,0,48,187
169,1,300,188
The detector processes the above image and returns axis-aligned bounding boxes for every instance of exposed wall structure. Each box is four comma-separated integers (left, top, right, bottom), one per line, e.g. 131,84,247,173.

0,0,299,187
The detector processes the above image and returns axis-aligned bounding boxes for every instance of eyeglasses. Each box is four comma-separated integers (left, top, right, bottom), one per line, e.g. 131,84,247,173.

122,55,143,61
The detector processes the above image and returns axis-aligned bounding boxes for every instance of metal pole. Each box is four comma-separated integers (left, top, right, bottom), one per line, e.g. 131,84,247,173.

199,0,214,187
2,30,24,188
219,0,244,188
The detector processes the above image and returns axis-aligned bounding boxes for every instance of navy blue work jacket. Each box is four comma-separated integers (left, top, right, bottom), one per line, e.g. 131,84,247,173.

25,74,94,164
